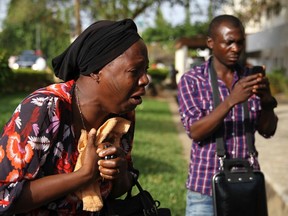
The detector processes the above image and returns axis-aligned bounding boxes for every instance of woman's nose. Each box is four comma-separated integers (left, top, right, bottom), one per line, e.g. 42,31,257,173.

139,73,150,87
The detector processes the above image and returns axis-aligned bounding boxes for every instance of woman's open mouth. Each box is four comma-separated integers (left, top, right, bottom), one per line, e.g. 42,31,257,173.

130,89,145,106
130,95,142,105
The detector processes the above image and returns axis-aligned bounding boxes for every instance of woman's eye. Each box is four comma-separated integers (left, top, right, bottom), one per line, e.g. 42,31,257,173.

129,69,140,77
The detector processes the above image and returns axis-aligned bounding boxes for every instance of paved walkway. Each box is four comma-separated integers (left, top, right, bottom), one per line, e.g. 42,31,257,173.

163,89,288,216
255,102,288,216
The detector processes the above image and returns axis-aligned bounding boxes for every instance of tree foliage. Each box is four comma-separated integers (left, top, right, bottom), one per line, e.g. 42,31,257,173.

0,0,71,65
0,0,187,61
1,0,269,67
224,0,283,24
80,0,186,21
141,5,209,44
141,8,173,43
141,0,233,45
0,51,13,88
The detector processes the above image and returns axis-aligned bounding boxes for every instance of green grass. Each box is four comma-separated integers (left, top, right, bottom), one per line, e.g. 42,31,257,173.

0,94,187,215
133,98,187,215
0,92,30,129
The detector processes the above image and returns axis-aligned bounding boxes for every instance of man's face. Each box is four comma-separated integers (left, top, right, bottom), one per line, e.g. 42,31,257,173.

208,23,245,67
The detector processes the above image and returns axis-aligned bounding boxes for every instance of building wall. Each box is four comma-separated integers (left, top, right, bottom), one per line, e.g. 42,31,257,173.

175,46,188,83
223,0,288,75
247,0,288,74
246,22,288,73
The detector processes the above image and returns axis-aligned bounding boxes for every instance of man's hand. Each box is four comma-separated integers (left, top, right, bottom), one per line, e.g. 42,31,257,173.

229,73,260,105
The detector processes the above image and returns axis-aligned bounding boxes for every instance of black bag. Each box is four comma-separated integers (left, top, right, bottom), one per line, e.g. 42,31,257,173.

212,158,268,216
106,179,171,216
209,62,268,216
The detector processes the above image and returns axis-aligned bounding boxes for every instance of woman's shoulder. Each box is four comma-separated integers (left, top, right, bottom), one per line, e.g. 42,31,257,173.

28,80,75,103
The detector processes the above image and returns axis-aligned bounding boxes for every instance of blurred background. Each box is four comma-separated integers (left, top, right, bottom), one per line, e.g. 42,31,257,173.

0,0,287,95
0,1,288,215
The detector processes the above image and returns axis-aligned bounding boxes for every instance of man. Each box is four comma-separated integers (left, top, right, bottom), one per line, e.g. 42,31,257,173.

177,15,278,215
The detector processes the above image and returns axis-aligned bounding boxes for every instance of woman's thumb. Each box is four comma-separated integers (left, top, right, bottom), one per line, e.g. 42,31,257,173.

88,128,97,146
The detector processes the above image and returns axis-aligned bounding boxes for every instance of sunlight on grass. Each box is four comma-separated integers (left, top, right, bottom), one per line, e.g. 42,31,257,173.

133,98,187,215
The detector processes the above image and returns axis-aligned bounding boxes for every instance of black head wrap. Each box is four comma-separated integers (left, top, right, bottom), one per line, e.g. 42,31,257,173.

52,19,141,81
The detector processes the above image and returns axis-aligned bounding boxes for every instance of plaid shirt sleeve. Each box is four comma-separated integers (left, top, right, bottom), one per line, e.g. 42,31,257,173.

177,63,213,140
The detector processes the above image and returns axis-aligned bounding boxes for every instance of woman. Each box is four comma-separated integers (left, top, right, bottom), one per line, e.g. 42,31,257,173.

0,19,149,215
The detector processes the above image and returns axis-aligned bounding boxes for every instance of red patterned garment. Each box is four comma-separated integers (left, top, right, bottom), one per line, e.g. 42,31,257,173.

0,80,135,215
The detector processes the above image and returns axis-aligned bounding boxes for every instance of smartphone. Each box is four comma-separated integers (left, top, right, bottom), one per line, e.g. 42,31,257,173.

247,66,265,76
103,144,116,160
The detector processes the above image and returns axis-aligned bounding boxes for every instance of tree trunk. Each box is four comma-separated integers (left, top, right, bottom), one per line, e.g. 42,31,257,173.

74,0,82,36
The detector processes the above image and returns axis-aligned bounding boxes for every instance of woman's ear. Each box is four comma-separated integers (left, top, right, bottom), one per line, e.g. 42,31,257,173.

207,37,213,50
90,73,100,83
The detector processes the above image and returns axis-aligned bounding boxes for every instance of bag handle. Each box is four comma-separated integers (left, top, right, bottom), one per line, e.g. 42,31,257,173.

209,60,257,160
223,158,253,172
124,177,160,214
125,176,149,198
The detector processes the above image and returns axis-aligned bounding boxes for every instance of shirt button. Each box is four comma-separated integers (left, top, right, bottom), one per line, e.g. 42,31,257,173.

232,151,235,155
231,116,235,120
232,132,235,136
251,107,255,111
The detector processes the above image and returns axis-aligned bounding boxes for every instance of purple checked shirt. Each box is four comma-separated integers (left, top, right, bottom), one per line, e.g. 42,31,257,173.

177,58,261,196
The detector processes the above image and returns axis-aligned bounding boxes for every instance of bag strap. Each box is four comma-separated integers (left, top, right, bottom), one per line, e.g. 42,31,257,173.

135,179,145,192
209,61,256,158
243,100,257,155
125,176,146,199
209,61,226,157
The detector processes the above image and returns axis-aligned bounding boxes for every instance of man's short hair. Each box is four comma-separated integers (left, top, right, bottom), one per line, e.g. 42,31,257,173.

208,15,245,38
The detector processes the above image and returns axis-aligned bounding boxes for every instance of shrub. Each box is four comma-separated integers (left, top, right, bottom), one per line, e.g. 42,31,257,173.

148,68,169,83
1,68,54,94
0,51,13,88
267,68,288,95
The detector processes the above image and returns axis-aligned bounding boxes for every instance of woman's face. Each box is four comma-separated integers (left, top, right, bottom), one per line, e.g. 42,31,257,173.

98,39,149,114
